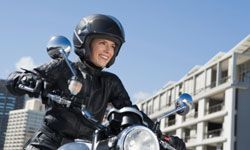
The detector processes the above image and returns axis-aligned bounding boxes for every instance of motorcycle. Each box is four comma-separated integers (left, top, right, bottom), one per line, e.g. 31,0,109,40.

18,36,193,150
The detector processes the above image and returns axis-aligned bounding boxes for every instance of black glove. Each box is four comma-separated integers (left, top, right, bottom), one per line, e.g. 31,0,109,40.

6,71,26,96
16,72,43,97
163,135,186,150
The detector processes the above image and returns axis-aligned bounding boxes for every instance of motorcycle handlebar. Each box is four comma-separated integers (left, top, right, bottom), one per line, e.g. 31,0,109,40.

18,84,105,131
18,84,72,107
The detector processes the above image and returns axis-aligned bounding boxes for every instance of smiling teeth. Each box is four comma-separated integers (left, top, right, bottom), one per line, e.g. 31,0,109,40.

100,55,109,60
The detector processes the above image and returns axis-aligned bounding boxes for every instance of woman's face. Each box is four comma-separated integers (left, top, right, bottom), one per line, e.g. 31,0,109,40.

90,38,116,68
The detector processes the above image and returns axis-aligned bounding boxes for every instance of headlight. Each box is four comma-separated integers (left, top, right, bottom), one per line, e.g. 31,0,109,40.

58,139,91,150
117,125,160,150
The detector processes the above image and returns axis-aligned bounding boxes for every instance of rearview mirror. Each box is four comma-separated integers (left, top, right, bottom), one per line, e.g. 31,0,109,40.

175,93,193,116
47,35,72,59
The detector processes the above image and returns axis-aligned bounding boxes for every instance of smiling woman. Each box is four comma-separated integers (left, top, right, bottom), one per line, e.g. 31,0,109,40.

90,38,116,68
6,14,135,150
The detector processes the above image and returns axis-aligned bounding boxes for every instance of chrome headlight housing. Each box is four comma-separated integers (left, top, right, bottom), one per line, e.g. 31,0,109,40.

117,125,160,150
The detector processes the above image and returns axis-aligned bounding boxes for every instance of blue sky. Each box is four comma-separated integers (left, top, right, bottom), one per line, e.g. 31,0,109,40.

0,1,249,103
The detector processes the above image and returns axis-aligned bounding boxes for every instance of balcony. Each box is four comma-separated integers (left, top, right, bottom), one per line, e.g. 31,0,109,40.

205,128,223,139
237,70,250,86
206,103,224,114
204,76,230,92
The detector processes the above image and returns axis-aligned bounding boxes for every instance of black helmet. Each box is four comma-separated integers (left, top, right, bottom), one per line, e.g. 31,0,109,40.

73,14,125,68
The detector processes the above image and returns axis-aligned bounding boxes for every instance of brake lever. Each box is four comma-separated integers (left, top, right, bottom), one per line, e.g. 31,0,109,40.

18,84,36,93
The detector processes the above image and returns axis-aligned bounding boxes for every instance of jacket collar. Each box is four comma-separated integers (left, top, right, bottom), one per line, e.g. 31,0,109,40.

76,59,102,76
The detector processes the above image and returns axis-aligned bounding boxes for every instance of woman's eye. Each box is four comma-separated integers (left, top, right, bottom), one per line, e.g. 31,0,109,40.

100,41,105,45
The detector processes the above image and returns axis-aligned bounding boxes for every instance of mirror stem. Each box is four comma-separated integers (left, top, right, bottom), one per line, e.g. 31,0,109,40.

59,49,77,77
156,106,186,123
153,106,186,134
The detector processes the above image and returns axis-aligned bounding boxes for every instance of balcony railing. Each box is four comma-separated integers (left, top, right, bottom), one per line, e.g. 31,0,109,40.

194,87,205,95
205,128,222,138
219,76,231,84
206,103,224,114
205,75,231,90
238,74,250,83
238,70,250,82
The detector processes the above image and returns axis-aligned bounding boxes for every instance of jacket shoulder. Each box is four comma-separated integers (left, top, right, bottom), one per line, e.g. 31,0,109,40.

100,71,120,80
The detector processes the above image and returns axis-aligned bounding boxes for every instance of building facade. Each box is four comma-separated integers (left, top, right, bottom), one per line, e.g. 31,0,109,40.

136,35,250,150
0,80,25,150
3,98,45,150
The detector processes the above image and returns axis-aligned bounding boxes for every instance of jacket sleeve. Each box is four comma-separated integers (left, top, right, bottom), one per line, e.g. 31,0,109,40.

5,59,66,96
34,58,67,83
109,74,132,109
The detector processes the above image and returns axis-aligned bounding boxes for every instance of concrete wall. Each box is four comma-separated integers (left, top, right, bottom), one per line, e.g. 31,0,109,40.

236,87,250,150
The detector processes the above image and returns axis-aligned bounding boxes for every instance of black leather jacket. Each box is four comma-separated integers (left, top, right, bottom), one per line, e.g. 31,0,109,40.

7,58,132,141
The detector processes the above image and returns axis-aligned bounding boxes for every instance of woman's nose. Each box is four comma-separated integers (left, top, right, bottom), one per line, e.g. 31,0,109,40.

104,45,113,53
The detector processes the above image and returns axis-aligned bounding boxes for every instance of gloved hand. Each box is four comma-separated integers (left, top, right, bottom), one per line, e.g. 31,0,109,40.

17,72,43,97
162,135,186,150
6,71,25,96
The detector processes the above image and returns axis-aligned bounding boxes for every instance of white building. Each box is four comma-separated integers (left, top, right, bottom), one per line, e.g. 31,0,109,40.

136,35,250,150
3,99,45,150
